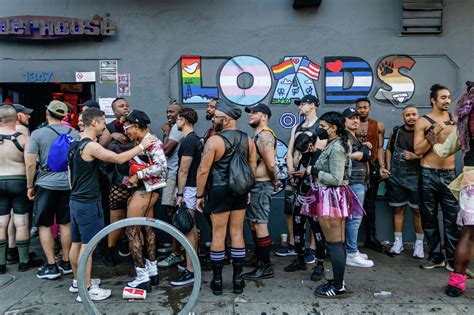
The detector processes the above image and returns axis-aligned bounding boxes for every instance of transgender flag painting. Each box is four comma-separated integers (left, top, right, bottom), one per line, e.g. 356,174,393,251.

219,55,272,106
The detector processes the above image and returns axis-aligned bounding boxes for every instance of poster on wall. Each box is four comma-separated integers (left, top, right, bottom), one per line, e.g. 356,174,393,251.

100,60,118,83
98,97,115,123
117,73,131,96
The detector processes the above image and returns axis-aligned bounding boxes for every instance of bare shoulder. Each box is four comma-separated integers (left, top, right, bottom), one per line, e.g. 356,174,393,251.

377,120,385,131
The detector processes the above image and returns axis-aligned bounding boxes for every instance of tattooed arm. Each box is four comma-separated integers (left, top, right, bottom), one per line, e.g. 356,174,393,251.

256,130,278,186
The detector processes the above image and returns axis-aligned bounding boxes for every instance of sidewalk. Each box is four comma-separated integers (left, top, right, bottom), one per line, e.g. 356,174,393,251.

1,243,472,314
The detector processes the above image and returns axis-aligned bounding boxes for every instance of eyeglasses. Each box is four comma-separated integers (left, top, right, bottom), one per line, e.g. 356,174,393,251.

123,124,135,131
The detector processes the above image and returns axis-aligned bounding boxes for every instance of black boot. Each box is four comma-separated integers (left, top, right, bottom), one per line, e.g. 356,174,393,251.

210,263,223,295
242,261,274,280
232,262,245,294
364,230,385,253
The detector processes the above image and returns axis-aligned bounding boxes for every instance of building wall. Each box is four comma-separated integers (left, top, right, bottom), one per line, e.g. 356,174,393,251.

1,0,473,242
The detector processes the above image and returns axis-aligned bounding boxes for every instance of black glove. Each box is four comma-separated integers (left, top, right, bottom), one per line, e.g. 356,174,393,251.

360,145,371,162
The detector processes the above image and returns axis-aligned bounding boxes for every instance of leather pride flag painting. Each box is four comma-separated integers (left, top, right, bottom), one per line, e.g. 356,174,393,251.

324,56,373,104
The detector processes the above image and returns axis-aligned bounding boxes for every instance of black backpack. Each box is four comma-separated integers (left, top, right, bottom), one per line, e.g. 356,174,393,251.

219,132,255,196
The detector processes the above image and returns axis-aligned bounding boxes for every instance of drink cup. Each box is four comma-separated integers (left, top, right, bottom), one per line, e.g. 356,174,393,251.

123,287,147,300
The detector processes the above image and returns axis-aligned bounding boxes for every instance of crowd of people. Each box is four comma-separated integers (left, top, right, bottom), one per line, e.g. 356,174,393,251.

0,81,473,302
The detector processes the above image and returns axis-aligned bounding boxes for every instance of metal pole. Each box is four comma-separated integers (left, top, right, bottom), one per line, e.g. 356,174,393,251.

77,217,201,315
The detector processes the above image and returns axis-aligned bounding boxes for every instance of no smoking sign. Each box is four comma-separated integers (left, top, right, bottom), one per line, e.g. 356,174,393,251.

75,71,96,82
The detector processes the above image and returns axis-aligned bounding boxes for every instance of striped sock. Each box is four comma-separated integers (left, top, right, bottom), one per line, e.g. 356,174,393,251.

210,250,225,265
0,240,6,265
257,236,272,264
16,240,30,264
231,247,246,264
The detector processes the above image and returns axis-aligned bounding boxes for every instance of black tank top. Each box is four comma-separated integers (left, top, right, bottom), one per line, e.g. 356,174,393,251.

295,118,319,135
210,130,249,187
70,138,101,203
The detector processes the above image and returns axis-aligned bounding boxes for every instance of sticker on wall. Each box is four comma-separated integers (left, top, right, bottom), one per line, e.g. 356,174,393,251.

324,57,373,104
100,60,118,83
219,55,272,106
373,55,416,106
274,139,288,195
271,56,320,105
181,56,219,104
117,73,131,96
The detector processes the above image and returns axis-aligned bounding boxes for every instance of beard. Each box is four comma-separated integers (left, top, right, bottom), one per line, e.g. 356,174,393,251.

249,120,259,128
205,112,214,121
214,120,224,132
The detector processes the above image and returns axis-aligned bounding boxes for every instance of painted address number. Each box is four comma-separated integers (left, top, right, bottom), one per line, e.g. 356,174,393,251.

24,71,53,82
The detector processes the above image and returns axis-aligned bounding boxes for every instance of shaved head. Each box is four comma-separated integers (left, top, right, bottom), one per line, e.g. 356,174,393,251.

0,105,17,124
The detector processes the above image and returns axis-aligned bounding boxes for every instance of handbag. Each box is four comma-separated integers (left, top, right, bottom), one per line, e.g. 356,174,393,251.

172,202,194,234
129,156,152,176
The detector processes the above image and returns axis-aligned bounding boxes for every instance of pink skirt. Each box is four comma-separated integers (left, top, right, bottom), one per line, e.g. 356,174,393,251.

301,184,365,219
457,185,474,226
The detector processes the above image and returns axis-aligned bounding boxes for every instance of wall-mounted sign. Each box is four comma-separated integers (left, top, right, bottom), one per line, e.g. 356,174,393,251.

60,84,83,93
75,71,96,82
98,98,115,123
117,73,131,96
100,60,118,83
0,15,115,40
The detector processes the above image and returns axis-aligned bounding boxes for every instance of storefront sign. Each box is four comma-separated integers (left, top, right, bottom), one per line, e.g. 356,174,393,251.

24,71,53,82
0,15,115,40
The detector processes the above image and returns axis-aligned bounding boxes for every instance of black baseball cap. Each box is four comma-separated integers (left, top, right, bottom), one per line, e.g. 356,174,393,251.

126,110,151,126
7,103,34,114
342,107,360,118
244,103,272,118
80,100,100,109
294,94,320,106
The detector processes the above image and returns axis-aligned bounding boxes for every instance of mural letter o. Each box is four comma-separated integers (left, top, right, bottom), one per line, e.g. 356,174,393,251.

280,112,297,129
219,55,272,106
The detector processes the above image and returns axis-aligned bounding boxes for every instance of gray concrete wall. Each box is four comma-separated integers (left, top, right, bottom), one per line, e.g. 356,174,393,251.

1,0,473,242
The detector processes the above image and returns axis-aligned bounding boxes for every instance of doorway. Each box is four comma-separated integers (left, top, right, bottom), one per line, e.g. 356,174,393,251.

0,82,95,131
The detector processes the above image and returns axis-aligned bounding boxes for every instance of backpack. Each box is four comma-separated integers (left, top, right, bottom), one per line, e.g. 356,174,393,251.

45,126,75,172
219,132,255,196
0,132,24,152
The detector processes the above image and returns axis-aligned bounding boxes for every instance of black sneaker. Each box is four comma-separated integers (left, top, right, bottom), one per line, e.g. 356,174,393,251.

37,264,61,280
6,247,19,265
284,259,307,272
311,263,325,281
58,260,73,275
314,281,347,298
170,270,194,286
18,257,44,272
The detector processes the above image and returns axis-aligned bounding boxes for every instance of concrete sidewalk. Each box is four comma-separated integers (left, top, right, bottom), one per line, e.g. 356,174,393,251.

1,243,473,314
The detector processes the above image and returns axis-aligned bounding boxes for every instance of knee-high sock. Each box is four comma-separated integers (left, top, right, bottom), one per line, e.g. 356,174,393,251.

257,236,272,264
0,240,6,265
327,242,346,290
16,240,30,264
231,247,246,264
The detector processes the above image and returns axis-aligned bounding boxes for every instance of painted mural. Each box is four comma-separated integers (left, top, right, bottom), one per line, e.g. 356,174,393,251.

373,55,416,106
270,56,320,105
218,55,272,106
324,56,373,104
181,56,219,104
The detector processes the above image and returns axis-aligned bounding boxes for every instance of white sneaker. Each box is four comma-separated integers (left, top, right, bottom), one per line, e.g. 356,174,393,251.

346,253,374,268
69,278,101,293
413,240,425,259
158,253,181,267
389,237,404,255
356,251,368,260
76,286,111,302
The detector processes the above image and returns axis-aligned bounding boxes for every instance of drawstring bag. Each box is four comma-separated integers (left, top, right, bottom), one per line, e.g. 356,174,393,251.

172,202,194,234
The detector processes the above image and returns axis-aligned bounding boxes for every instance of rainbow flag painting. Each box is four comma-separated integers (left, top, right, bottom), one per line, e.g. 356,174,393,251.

271,60,295,80
181,56,218,104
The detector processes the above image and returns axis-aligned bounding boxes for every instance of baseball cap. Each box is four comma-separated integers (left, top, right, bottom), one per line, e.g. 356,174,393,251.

4,103,33,114
126,110,151,126
47,100,68,118
80,100,100,109
342,107,360,118
244,103,272,118
294,94,320,106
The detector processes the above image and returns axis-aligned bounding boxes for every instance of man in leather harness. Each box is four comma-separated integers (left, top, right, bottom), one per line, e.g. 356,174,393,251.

414,84,460,270
196,101,257,295
356,98,388,252
242,103,280,281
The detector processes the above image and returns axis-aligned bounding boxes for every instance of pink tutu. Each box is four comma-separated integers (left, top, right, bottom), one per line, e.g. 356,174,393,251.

301,184,365,219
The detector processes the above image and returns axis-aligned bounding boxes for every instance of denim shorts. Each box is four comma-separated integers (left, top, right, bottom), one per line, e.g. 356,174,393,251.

388,171,419,209
247,181,274,223
70,200,104,244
